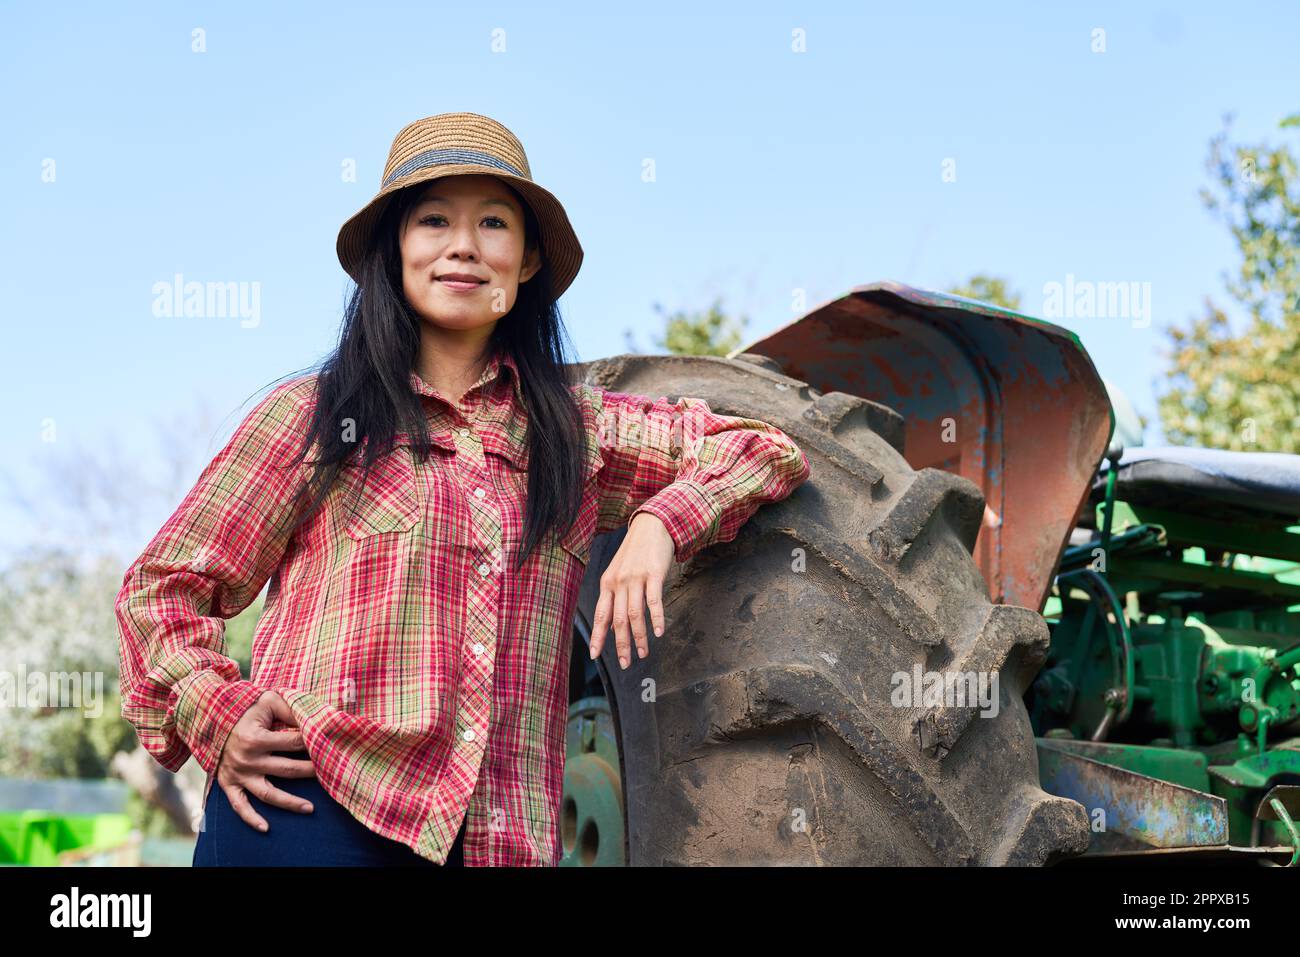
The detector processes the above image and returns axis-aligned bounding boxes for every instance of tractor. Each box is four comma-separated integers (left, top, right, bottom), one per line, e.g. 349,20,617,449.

559,282,1300,865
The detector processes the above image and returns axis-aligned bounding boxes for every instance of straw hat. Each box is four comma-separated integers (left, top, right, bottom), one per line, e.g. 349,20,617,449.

336,112,583,298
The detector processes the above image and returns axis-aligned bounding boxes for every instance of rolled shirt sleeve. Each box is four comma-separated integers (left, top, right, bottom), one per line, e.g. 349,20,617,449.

590,387,811,564
115,378,315,774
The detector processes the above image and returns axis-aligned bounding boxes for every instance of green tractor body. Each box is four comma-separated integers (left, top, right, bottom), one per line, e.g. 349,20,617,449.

1034,450,1300,861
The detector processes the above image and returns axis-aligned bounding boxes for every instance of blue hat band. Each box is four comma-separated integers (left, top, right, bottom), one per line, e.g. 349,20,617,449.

382,148,525,188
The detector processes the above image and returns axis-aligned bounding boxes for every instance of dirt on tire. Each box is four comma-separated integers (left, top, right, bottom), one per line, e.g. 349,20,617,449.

572,353,1090,865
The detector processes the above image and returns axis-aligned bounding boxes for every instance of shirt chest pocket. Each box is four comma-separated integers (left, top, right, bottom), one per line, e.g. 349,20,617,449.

556,494,598,565
341,447,423,539
551,443,605,566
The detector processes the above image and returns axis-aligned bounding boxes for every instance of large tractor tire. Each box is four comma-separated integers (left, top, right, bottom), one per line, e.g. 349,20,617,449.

566,353,1090,865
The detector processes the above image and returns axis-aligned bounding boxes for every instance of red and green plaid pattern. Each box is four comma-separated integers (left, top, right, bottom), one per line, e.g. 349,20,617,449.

116,352,811,865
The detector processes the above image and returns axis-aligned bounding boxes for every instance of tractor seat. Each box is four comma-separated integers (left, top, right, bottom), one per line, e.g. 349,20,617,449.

1093,446,1300,520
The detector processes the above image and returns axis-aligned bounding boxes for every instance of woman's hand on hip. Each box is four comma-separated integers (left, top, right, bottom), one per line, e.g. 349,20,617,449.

590,512,675,669
214,691,317,832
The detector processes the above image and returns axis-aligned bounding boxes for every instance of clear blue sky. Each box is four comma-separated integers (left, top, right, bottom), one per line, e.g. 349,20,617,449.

3,1,1297,558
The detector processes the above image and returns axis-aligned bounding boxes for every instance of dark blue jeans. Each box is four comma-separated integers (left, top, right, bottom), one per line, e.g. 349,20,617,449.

192,751,466,867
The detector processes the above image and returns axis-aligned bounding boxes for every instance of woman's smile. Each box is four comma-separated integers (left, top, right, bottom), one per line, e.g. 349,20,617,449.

435,273,488,293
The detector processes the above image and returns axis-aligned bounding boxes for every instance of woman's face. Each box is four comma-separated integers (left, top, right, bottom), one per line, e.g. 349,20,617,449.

399,174,541,333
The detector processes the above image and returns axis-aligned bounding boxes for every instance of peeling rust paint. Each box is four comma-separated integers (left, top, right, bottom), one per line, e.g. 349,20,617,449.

740,281,1114,610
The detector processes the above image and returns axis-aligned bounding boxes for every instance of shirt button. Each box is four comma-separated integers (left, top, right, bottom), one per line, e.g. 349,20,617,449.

462,729,475,742
474,487,487,499
472,642,485,656
459,428,470,437
477,563,490,576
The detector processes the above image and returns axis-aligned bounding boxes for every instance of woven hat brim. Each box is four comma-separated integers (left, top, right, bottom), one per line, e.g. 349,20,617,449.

336,166,583,299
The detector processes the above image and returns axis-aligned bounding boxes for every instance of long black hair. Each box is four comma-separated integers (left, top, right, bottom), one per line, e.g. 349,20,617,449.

278,178,588,572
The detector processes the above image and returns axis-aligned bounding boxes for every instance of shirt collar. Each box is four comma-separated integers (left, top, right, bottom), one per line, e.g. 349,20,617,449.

404,350,529,467
407,350,525,408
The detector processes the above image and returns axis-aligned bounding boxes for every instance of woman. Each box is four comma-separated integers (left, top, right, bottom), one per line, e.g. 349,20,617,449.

116,112,811,867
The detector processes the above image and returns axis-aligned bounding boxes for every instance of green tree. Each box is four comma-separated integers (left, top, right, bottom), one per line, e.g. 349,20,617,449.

0,542,264,835
624,296,748,357
946,274,1023,311
1159,113,1300,451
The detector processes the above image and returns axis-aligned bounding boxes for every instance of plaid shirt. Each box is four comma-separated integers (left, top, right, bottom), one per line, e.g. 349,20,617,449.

115,351,811,866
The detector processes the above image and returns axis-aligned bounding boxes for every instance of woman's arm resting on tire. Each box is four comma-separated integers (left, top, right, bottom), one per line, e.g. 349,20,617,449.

588,386,811,562
586,387,812,663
